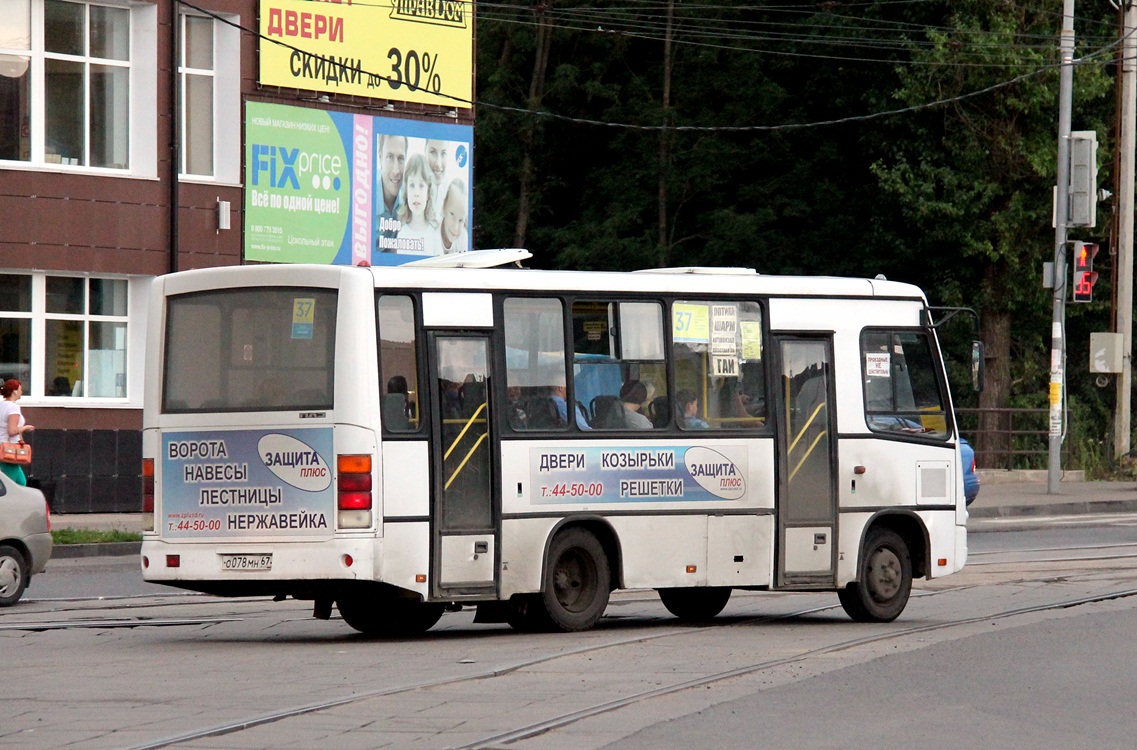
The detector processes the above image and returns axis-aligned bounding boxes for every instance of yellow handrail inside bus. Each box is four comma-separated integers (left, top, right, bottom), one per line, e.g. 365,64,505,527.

784,375,791,441
787,401,826,455
789,430,828,482
445,432,489,490
444,402,487,461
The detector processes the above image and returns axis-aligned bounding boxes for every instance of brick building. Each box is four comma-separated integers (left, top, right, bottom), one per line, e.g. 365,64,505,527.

0,0,474,511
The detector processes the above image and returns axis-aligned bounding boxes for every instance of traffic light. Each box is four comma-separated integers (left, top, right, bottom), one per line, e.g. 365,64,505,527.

1071,241,1099,303
1069,131,1099,228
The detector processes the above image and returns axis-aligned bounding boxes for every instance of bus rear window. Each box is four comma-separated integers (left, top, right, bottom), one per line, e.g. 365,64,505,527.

163,288,337,413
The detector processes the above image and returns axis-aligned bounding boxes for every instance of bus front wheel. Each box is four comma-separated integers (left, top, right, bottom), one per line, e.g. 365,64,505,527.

658,587,731,622
336,593,444,637
529,528,611,632
838,528,912,623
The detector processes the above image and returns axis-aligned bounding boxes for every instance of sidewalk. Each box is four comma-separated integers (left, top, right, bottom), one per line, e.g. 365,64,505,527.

47,474,1137,557
968,473,1137,520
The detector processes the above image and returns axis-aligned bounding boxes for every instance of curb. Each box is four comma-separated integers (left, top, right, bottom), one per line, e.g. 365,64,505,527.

968,498,1137,519
52,543,141,559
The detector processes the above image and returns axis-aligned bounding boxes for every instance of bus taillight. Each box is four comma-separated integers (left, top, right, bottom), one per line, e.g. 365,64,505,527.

337,454,372,529
142,459,154,532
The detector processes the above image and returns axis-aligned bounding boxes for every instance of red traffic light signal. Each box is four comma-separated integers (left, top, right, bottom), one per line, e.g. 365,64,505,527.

1072,241,1099,303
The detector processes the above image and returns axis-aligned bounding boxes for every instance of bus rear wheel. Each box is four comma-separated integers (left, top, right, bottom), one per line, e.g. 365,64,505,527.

838,528,912,623
658,587,731,622
517,528,610,632
336,593,444,637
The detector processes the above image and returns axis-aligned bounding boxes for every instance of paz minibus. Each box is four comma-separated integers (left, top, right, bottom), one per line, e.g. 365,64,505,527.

141,250,970,634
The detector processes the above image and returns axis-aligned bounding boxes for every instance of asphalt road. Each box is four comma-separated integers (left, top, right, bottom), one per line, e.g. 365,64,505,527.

4,518,1137,749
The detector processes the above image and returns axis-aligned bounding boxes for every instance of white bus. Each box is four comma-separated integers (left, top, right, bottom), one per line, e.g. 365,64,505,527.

141,251,971,635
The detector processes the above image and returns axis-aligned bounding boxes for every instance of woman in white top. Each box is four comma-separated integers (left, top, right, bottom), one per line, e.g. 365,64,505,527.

1,379,34,486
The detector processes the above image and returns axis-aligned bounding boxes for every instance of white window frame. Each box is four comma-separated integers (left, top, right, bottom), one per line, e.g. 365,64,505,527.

178,9,240,185
0,0,157,177
0,272,150,407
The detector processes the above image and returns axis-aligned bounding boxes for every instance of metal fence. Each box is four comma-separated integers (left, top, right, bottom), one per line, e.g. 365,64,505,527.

954,407,1061,470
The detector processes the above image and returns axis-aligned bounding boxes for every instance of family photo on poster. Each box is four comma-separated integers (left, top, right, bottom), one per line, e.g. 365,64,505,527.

243,102,473,267
375,134,469,258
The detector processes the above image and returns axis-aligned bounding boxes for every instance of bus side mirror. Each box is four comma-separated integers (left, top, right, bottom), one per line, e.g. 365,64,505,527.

971,340,985,393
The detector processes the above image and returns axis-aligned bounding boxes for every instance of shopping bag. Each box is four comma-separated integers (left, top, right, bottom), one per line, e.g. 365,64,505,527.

0,440,31,465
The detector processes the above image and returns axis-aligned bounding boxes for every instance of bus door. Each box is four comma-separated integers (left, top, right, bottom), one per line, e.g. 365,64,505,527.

775,336,838,586
428,333,498,598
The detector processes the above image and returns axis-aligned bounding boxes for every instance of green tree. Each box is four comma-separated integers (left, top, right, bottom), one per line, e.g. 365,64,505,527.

871,0,1112,463
473,0,1119,466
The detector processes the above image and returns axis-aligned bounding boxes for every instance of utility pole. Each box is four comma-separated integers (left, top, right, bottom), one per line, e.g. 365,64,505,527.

1114,2,1136,460
1048,0,1076,494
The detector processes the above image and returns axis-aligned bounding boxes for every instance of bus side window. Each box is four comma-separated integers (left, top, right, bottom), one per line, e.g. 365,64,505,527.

573,300,667,430
377,294,421,433
861,329,948,439
504,297,569,432
671,299,765,430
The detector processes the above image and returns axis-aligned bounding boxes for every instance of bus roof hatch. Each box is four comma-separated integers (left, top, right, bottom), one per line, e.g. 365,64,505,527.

634,266,758,275
404,248,533,269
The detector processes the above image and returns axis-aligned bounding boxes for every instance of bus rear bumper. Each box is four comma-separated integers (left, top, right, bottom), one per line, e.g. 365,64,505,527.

139,537,412,598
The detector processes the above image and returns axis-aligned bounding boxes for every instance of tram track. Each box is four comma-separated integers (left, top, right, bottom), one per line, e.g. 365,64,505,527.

6,541,1137,749
11,540,1136,633
967,541,1137,566
110,578,1137,750
455,585,1137,750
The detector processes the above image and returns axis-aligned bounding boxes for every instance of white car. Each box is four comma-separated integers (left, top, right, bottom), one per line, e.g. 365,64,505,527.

0,474,52,605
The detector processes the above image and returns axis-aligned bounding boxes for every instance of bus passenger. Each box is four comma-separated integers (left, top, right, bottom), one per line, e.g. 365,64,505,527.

384,375,413,429
550,384,591,429
507,385,527,429
676,389,709,429
620,380,652,429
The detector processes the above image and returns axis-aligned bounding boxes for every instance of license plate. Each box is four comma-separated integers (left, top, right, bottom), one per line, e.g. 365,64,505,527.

220,554,272,571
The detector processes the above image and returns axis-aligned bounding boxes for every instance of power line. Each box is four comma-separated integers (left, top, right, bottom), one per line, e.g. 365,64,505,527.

178,0,1123,133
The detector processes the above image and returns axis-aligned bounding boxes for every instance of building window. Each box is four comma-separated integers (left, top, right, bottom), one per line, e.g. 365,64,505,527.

0,0,32,161
44,0,129,167
180,13,213,176
0,274,32,385
0,0,156,174
179,10,240,183
0,273,131,399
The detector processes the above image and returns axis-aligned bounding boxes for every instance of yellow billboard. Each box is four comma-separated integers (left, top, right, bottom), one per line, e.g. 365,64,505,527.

259,0,473,107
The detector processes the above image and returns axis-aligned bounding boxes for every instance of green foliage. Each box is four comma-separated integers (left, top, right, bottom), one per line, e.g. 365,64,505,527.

52,529,142,545
1065,395,1113,477
473,0,1125,463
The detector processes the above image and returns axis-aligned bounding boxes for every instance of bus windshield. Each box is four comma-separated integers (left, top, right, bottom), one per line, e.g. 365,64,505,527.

163,287,337,413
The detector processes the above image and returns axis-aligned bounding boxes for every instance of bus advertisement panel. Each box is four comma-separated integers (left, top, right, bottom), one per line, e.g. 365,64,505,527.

244,102,473,267
531,445,749,503
160,428,335,539
258,0,472,107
